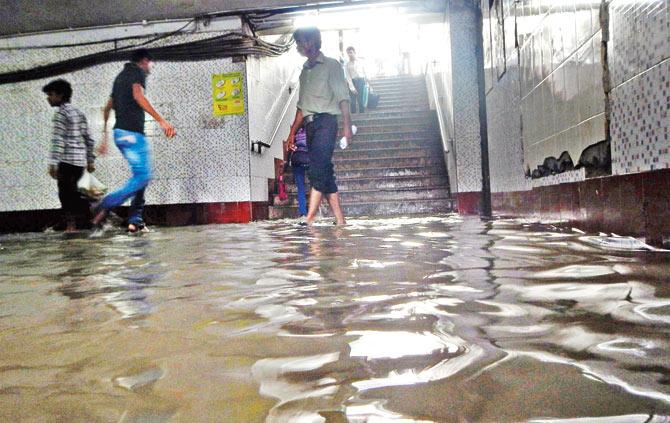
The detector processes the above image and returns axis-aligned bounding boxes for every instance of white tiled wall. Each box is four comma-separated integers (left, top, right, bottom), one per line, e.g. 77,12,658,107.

449,0,483,193
484,0,669,194
0,28,256,212
486,48,531,193
517,0,606,173
609,0,670,175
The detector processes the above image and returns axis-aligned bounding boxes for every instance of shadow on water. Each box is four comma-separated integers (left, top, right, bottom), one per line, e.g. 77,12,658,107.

0,215,669,422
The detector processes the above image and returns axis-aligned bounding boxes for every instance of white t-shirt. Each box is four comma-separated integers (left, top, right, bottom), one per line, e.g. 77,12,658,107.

346,60,366,79
346,59,366,90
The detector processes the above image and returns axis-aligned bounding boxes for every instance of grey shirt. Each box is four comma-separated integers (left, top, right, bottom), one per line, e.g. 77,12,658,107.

49,103,95,167
297,52,350,117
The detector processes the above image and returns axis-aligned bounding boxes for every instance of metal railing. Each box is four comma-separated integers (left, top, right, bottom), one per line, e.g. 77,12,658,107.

251,81,299,154
426,60,459,196
425,61,451,154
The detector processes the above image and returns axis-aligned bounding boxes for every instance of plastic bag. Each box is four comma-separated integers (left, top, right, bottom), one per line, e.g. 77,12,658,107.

339,125,358,149
77,171,107,199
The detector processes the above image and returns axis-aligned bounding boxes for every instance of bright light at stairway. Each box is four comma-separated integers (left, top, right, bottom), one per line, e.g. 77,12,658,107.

293,6,420,76
293,6,407,31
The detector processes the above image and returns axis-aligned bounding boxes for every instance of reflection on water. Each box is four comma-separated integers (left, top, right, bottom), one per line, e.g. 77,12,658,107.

1,215,669,422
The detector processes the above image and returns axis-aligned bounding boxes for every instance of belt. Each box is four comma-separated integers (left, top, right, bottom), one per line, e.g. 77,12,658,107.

303,113,333,125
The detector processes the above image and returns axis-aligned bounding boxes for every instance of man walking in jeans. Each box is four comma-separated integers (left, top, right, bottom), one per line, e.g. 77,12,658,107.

93,49,175,232
285,27,353,225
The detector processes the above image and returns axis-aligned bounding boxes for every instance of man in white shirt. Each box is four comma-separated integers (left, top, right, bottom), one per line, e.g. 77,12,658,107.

345,46,367,114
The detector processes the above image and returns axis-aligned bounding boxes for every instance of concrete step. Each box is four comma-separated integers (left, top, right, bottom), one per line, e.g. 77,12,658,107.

370,77,424,83
341,174,449,191
348,114,437,127
340,186,451,203
368,87,428,96
333,142,442,153
339,198,453,217
343,117,437,131
370,75,425,81
369,94,428,103
344,125,438,137
369,78,425,88
269,197,453,219
268,206,303,220
357,107,430,117
333,154,444,171
350,123,437,135
325,164,448,180
355,109,433,118
278,187,451,210
345,139,443,152
369,95,429,105
333,145,441,160
371,105,429,114
333,148,444,163
350,108,437,126
349,111,435,125
284,163,447,181
374,100,429,110
367,87,428,94
369,88,427,97
283,173,449,193
353,129,439,142
368,87,427,97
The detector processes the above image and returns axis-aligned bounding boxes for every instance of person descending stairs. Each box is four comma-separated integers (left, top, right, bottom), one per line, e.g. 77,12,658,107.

270,74,454,219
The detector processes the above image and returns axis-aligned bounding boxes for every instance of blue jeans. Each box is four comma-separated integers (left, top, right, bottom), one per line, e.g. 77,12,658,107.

349,77,366,113
292,164,308,216
99,129,152,225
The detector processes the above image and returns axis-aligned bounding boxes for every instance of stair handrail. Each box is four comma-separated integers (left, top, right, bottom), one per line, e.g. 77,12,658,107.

251,69,300,154
426,61,451,153
426,60,459,197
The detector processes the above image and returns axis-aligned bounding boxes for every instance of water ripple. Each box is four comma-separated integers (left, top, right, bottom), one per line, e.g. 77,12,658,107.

1,217,669,421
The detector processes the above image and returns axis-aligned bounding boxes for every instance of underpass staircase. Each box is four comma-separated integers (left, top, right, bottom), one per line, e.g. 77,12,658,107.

269,74,454,219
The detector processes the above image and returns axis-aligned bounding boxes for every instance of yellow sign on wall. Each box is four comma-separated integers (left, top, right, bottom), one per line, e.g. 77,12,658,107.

212,72,245,116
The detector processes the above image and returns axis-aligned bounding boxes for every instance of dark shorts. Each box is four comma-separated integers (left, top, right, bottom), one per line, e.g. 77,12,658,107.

305,114,338,194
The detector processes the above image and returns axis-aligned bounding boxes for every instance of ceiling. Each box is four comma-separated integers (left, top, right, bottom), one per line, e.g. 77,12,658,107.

0,0,447,37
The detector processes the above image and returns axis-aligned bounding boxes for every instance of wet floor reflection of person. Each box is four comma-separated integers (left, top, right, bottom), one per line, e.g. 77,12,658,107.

285,27,353,226
57,237,157,321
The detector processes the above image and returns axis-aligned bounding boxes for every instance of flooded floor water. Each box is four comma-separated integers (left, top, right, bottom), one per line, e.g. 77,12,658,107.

1,215,670,422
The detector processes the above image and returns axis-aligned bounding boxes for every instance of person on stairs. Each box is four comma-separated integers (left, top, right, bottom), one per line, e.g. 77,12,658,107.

286,27,353,226
345,46,367,114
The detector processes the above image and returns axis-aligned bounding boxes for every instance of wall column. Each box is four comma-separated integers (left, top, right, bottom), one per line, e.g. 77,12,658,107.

447,0,486,215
